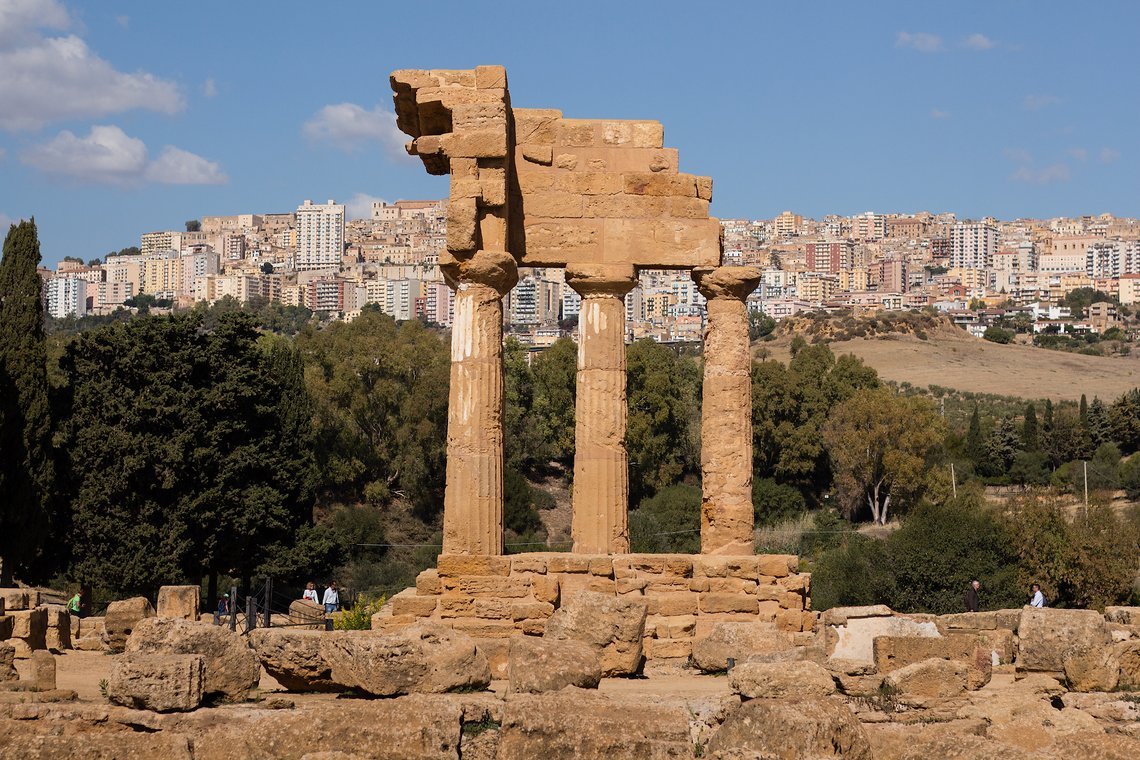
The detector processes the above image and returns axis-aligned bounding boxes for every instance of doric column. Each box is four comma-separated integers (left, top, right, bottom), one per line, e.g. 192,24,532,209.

566,263,638,554
439,250,519,555
694,266,761,555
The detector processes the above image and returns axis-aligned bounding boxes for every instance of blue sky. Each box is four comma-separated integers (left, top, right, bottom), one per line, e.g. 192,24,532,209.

1,0,1137,266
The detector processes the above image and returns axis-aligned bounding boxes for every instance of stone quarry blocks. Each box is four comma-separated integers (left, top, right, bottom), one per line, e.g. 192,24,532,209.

449,618,517,638
105,597,156,654
456,576,530,598
445,196,478,252
509,555,549,574
508,637,600,693
9,607,48,650
437,554,512,578
699,593,758,614
884,657,968,699
439,595,476,618
474,598,512,619
30,650,55,691
544,590,646,676
510,601,554,621
157,586,200,620
0,588,36,611
126,617,259,702
643,638,692,659
622,172,698,197
393,595,440,618
730,660,837,699
43,604,71,650
288,599,324,629
0,642,16,682
1018,607,1109,672
108,653,205,712
530,575,560,606
416,568,442,595
1063,643,1120,692
547,554,592,574
513,108,562,144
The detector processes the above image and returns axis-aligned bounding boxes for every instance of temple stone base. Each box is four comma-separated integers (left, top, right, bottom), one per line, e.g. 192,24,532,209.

372,552,814,666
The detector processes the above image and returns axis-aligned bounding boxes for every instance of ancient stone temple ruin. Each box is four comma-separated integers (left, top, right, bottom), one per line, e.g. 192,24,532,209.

379,66,809,662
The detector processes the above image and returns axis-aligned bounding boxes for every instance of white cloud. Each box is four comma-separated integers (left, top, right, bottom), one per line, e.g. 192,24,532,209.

345,192,388,220
1068,147,1088,162
1100,147,1121,164
896,31,943,53
203,77,217,98
930,108,950,120
115,15,129,28
1011,164,1070,185
1003,147,1033,165
144,146,227,185
0,0,69,45
963,33,995,50
0,9,183,131
303,102,407,156
1023,94,1060,111
21,125,226,185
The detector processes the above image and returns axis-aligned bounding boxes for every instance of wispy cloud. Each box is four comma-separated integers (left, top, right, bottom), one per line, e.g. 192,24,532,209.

930,108,951,120
203,78,217,98
1023,94,1060,111
115,15,129,29
896,31,943,53
963,33,996,50
345,192,388,220
1100,147,1121,165
303,102,407,158
21,125,226,185
1005,148,1070,185
1068,147,1088,162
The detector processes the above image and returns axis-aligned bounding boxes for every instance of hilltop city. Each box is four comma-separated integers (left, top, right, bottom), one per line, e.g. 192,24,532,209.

39,202,1140,343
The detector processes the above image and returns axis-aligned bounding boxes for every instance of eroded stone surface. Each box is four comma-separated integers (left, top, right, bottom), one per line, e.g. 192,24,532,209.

108,653,204,712
691,621,793,673
1018,608,1109,672
125,617,258,702
507,637,600,693
105,597,155,654
543,591,646,676
705,697,872,759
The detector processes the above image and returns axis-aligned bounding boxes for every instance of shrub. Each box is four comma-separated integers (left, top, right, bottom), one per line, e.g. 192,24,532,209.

629,484,701,554
334,594,387,630
752,478,807,526
983,326,1014,344
811,535,894,611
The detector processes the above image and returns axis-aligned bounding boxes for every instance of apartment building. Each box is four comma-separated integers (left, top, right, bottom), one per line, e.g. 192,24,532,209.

45,277,87,318
296,199,346,271
950,223,999,270
805,239,854,274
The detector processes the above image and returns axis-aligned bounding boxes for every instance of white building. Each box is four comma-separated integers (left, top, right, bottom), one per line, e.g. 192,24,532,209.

950,222,999,270
296,199,346,271
46,277,87,318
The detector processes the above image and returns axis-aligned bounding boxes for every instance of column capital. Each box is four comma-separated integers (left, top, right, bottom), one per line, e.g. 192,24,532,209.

440,250,518,295
565,263,637,298
693,265,761,302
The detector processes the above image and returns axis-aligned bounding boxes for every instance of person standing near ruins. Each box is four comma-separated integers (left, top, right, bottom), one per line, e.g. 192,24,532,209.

322,581,340,614
302,582,319,604
964,579,981,612
1029,583,1046,608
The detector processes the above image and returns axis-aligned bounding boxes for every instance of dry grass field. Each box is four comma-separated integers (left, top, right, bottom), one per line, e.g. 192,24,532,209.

761,330,1140,402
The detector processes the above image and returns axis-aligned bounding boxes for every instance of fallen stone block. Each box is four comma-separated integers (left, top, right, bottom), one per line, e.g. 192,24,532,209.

105,597,156,653
873,633,991,690
829,612,939,665
0,642,16,682
706,697,872,760
1105,606,1140,626
248,628,341,692
30,650,55,691
691,621,793,673
288,598,325,629
107,653,204,712
0,588,36,611
125,616,259,702
157,585,201,620
729,660,837,699
543,590,646,676
936,609,1021,633
320,622,491,696
507,637,600,693
883,657,967,699
1017,607,1108,672
8,607,47,652
1117,640,1140,690
1062,642,1120,692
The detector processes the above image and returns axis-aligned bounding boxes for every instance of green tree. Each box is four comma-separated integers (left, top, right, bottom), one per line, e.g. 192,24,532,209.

628,484,701,554
530,338,577,467
964,405,985,464
1022,402,1039,452
185,219,201,232
752,478,807,526
811,535,895,611
1068,505,1140,610
1086,397,1113,447
982,326,1014,344
981,417,1020,477
0,220,55,584
1110,389,1140,454
823,387,945,524
1043,398,1054,433
748,309,775,341
626,340,700,502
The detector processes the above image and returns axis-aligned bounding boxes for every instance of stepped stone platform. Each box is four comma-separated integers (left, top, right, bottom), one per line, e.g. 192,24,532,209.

373,552,813,664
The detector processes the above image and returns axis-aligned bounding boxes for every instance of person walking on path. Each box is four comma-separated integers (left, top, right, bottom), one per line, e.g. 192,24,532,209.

964,580,981,612
302,582,319,604
67,591,82,618
322,581,340,614
213,593,230,625
1029,583,1046,608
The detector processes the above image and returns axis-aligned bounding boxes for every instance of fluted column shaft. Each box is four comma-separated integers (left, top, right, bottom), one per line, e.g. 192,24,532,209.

440,250,518,555
567,264,638,554
695,266,762,555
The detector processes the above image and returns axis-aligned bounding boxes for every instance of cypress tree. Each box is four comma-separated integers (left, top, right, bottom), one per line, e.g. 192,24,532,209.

0,219,54,584
1043,399,1054,432
965,405,984,463
1022,402,1039,452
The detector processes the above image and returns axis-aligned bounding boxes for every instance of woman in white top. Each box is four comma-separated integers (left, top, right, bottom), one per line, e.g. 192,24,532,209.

302,582,319,604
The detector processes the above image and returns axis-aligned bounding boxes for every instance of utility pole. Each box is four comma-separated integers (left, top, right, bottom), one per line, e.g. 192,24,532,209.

950,462,957,498
1083,460,1089,515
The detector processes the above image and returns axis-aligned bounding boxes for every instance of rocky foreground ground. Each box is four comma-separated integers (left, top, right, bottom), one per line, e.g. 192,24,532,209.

2,586,1139,758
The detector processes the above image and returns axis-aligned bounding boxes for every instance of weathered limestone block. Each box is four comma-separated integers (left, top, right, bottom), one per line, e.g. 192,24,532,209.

105,596,156,653
706,698,872,760
828,610,939,665
473,637,510,680
543,590,646,676
1106,606,1140,626
0,614,9,641
642,638,692,660
393,593,440,618
416,568,442,595
248,628,341,693
320,623,490,696
507,637,600,693
936,609,1022,633
883,657,968,699
0,642,16,682
1017,607,1109,672
30,650,56,691
1063,643,1120,692
729,660,837,699
126,616,259,702
107,653,205,712
74,615,107,651
497,690,694,760
8,607,47,653
1116,640,1140,689
156,586,201,620
698,593,758,614
0,588,37,611
645,591,698,617
288,599,324,629
567,264,638,555
757,554,797,578
438,250,518,556
691,621,794,673
437,554,512,578
873,634,992,690
43,604,71,650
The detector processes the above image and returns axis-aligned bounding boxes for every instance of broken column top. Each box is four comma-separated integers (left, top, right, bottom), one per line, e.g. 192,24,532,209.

391,65,723,271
